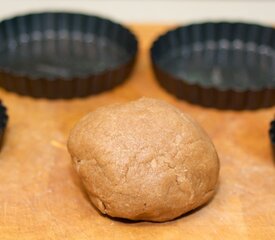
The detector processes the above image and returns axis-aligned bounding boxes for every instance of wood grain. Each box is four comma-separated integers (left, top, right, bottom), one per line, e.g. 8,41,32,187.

0,24,275,240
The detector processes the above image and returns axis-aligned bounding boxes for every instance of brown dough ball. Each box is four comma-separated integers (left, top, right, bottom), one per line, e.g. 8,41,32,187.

68,97,219,222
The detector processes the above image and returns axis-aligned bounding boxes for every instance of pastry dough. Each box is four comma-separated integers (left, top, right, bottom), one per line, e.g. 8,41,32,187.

68,98,219,222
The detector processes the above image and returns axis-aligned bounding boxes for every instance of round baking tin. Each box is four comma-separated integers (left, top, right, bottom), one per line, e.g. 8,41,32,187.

151,22,275,109
270,119,275,155
0,12,138,99
0,101,8,148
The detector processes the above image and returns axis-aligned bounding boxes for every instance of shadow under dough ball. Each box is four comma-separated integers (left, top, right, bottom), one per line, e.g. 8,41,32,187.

67,98,220,222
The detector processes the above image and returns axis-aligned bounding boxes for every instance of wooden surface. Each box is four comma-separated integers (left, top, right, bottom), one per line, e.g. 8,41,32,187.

0,24,275,240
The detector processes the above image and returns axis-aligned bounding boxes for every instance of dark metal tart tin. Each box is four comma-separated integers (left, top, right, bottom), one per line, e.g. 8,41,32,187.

270,119,275,156
0,12,138,99
151,22,275,109
0,101,8,148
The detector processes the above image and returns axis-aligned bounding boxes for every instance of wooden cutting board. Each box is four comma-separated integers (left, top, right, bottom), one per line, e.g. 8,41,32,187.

0,24,275,240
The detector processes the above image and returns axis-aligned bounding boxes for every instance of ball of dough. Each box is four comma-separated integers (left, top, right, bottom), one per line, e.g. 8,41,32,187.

68,97,219,222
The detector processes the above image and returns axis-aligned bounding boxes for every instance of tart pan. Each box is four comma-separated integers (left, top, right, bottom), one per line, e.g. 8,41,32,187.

270,119,275,156
0,12,138,99
0,101,8,148
151,22,275,109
